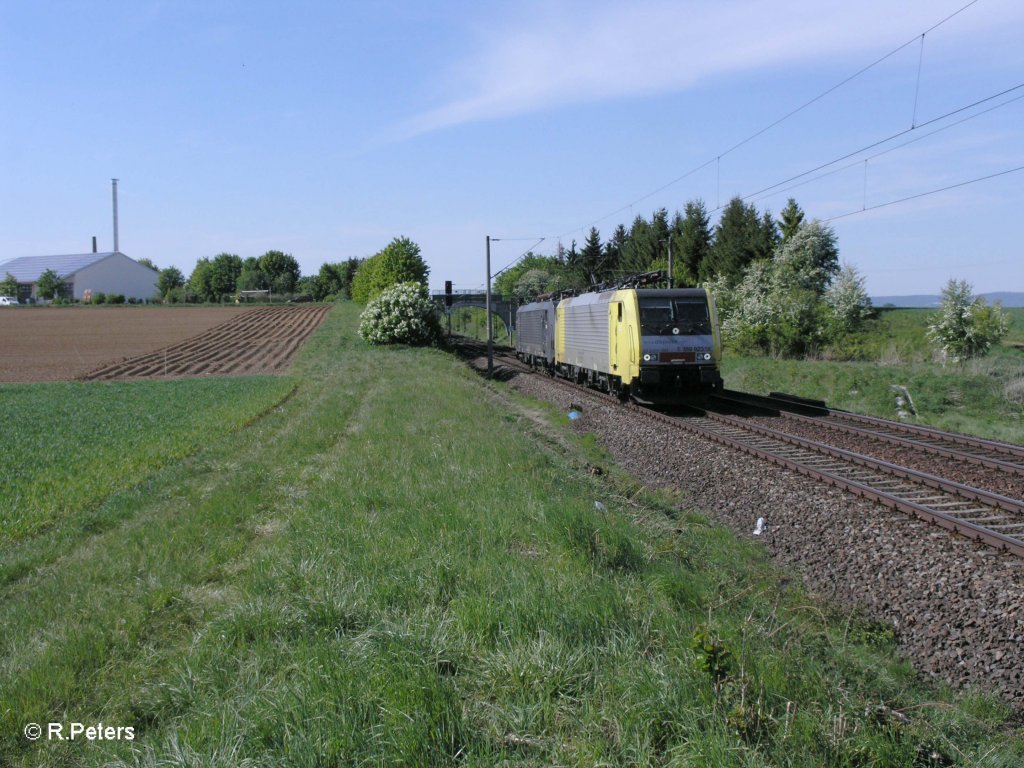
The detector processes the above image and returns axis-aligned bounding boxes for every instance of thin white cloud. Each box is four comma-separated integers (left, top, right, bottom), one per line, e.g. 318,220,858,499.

400,0,1024,138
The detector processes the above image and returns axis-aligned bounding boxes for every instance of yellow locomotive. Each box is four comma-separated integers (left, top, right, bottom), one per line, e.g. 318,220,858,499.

517,284,722,402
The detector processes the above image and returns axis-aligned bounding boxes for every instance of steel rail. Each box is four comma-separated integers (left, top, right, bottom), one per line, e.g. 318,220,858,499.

790,410,1023,475
827,410,1024,460
700,410,1024,514
640,406,1024,559
722,388,1024,461
711,391,1024,475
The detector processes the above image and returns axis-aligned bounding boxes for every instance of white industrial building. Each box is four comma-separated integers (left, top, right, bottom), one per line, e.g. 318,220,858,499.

0,251,159,302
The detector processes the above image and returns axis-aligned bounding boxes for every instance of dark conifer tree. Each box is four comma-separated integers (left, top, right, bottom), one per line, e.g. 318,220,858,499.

757,209,780,260
701,197,761,285
668,210,686,287
778,197,805,243
578,227,605,286
677,199,712,286
603,224,628,281
563,239,580,286
650,208,670,271
621,215,653,274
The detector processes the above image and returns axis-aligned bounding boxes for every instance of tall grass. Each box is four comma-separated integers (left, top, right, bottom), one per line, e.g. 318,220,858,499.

1,303,1020,766
724,307,1024,442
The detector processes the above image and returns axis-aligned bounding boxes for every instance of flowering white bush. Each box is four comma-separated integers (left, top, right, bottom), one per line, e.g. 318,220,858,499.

711,259,831,356
927,278,1009,363
358,282,441,346
826,263,873,333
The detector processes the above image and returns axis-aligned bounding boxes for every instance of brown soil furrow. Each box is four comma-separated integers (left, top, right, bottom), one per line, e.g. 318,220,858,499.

77,305,331,381
288,312,321,338
215,344,260,374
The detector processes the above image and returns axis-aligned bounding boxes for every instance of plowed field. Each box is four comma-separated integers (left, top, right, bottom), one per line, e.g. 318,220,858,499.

1,307,248,383
80,305,332,381
0,305,331,383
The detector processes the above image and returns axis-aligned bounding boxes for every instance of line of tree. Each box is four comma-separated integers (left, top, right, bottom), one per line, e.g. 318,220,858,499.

151,251,365,304
157,235,429,307
496,196,808,299
493,197,876,357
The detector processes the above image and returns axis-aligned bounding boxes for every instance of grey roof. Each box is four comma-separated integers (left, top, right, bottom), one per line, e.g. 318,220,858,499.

0,252,125,282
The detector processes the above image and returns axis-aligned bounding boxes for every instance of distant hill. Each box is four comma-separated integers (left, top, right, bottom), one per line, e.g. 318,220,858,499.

872,292,1024,308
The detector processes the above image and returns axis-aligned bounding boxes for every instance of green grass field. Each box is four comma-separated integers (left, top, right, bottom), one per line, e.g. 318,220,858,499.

724,308,1024,442
1,303,1021,766
0,378,296,545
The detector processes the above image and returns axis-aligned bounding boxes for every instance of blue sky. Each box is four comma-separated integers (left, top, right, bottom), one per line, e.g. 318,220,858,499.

2,0,1022,296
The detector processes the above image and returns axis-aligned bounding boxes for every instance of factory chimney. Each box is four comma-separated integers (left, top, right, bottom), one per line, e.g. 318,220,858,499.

92,236,97,253
111,178,119,253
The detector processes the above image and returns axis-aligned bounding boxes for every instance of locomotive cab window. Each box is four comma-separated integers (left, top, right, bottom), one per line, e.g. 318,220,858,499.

639,299,711,335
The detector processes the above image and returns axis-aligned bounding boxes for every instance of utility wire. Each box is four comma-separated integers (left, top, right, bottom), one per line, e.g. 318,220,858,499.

557,0,984,240
825,164,1024,222
746,90,1024,205
740,81,1024,205
492,237,548,278
489,80,1018,285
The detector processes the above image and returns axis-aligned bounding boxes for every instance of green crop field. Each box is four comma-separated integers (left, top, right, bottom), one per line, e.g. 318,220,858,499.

1,303,1021,766
0,377,296,548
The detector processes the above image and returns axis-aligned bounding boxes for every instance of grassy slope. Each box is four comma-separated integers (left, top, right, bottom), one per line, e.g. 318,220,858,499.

1,303,1020,766
724,308,1024,442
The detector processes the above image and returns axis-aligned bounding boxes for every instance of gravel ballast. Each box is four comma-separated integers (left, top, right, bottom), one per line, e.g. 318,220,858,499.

506,367,1024,711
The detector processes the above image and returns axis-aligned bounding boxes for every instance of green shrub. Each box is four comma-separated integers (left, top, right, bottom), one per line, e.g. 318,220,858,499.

351,237,429,304
90,292,106,305
104,293,125,305
163,287,185,304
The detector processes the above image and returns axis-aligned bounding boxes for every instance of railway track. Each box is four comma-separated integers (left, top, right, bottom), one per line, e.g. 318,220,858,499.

456,338,1024,558
667,406,1024,559
714,389,1024,476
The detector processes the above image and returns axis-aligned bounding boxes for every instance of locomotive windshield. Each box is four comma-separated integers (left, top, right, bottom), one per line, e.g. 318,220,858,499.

639,298,711,336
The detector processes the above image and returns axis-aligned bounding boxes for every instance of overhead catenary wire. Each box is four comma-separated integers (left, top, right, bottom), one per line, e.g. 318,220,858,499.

825,164,1024,222
738,80,1024,206
745,89,1024,206
489,2,1007,287
491,237,548,279
911,33,927,128
555,0,986,241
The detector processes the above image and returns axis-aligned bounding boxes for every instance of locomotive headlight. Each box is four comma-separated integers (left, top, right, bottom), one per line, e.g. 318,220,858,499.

703,352,712,360
643,354,652,362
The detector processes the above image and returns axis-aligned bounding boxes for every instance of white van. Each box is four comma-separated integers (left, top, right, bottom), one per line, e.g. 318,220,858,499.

0,296,20,306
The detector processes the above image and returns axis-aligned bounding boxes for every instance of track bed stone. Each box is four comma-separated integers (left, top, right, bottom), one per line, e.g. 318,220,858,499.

505,363,1024,712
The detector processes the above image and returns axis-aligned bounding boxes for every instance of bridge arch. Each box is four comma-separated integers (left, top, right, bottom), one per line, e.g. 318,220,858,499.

432,292,519,339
